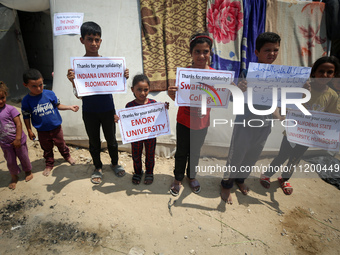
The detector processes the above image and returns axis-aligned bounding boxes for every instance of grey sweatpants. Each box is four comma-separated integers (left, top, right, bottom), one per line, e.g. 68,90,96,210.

221,124,271,189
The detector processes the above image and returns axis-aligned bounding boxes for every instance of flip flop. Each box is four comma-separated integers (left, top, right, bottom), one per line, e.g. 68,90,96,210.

91,170,103,184
278,177,293,195
170,180,181,196
132,172,143,185
188,178,201,194
260,173,270,189
144,174,154,185
111,164,126,177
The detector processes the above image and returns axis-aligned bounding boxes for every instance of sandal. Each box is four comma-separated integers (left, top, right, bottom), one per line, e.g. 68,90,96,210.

132,172,143,185
188,178,201,194
260,173,270,189
170,180,181,196
111,164,126,177
91,170,103,184
144,174,154,185
278,176,293,195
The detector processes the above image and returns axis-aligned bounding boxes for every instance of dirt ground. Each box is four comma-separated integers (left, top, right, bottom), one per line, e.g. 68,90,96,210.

0,109,340,255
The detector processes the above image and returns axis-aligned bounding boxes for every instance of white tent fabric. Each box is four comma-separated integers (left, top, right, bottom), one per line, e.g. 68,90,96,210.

0,0,49,12
3,0,290,157
49,0,286,157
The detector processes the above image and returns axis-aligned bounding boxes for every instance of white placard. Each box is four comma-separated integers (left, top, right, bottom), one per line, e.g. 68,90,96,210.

286,109,340,151
175,68,234,108
54,13,83,36
70,57,126,96
117,103,171,144
246,62,311,107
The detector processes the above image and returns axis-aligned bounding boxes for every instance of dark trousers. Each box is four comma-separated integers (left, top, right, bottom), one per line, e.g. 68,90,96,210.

221,124,271,189
38,125,70,168
264,135,308,181
131,138,156,175
174,123,208,181
83,110,118,169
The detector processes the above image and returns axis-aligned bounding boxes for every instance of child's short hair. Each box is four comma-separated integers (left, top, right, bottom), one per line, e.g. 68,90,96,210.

311,56,340,77
255,32,281,52
0,81,9,96
189,32,213,54
132,74,150,87
81,21,101,39
23,69,43,84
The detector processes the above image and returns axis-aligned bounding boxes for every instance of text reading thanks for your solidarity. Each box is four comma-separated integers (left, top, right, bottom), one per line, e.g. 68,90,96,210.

121,107,166,137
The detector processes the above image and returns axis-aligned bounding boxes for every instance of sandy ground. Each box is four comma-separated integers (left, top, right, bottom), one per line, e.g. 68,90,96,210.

0,107,340,255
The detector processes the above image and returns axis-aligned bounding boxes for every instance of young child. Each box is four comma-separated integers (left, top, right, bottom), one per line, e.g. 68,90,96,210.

260,56,340,195
0,81,33,189
22,69,79,176
220,32,282,204
168,32,214,196
67,21,129,184
125,74,168,185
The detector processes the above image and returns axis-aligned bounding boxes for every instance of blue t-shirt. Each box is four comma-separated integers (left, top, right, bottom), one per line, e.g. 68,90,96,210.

22,90,62,131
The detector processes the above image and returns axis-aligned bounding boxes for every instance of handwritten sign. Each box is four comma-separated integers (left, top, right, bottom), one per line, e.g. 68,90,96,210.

70,57,126,96
175,68,234,108
116,103,171,144
54,13,83,36
286,109,340,151
246,62,311,107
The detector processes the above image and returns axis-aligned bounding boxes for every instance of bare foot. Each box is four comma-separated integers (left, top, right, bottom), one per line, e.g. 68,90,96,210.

220,187,233,204
25,171,33,182
42,167,53,176
66,157,76,165
236,182,249,195
9,175,19,190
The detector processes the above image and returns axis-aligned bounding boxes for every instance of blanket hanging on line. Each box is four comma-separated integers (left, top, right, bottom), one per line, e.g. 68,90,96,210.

266,0,327,67
140,0,207,91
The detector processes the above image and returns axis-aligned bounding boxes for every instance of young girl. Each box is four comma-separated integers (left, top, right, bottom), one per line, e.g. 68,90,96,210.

0,81,33,189
126,74,168,185
168,32,214,196
260,56,340,195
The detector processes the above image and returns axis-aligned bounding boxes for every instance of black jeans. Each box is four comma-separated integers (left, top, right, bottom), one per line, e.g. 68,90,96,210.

174,123,208,181
83,110,118,169
264,135,308,181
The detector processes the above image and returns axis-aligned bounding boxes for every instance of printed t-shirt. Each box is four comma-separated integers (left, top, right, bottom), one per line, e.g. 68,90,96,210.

22,90,62,131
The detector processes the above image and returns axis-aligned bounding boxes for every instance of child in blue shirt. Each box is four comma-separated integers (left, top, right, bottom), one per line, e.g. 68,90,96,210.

22,68,79,176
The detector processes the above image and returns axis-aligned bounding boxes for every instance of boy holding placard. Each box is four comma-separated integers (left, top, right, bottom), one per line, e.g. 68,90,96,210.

220,32,283,204
67,21,129,184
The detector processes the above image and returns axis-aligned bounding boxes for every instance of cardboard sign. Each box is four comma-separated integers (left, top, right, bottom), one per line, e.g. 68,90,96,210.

71,57,126,96
246,62,311,107
286,109,340,151
175,68,234,108
54,13,83,36
117,102,171,144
